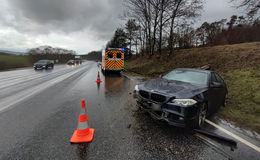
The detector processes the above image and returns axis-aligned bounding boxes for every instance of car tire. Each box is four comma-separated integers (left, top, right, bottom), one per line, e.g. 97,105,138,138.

187,103,208,129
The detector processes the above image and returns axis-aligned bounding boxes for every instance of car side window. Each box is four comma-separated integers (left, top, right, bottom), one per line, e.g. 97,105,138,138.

214,73,224,84
210,73,218,83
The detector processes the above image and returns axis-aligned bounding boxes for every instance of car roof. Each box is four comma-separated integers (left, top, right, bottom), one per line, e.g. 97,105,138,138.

174,68,212,74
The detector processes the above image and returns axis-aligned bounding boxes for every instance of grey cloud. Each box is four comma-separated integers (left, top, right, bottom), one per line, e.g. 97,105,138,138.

0,0,243,53
199,0,242,24
4,0,123,38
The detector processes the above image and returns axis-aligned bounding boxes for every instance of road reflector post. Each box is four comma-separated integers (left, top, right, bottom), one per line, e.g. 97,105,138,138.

70,99,95,143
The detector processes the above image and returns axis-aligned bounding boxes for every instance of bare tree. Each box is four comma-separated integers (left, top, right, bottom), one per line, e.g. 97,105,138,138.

168,0,203,54
124,0,203,56
125,19,139,56
232,0,260,17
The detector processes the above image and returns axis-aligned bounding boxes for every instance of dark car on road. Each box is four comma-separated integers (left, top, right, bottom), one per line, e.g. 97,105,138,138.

67,60,75,65
134,68,228,128
33,59,54,70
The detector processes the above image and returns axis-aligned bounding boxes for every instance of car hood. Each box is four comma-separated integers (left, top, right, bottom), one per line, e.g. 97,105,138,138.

139,78,208,98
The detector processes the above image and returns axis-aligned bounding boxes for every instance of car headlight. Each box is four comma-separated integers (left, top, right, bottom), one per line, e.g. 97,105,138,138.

42,65,46,67
171,99,197,106
134,85,139,91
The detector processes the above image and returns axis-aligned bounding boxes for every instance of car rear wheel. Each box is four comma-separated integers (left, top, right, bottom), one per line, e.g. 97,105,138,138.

187,103,207,129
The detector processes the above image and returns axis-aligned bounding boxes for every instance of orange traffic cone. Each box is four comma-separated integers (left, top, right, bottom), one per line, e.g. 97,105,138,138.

96,71,102,83
70,99,95,143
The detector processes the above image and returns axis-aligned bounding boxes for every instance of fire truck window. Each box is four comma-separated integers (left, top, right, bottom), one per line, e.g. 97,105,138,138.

117,53,122,59
107,52,113,58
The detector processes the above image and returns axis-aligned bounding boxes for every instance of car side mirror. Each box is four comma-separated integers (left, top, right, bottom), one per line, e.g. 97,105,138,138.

159,74,163,78
210,82,223,88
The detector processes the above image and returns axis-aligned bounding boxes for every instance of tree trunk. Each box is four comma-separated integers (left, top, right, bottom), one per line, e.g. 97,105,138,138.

135,38,138,55
169,0,182,55
152,5,159,56
158,0,164,55
129,37,132,58
147,1,152,55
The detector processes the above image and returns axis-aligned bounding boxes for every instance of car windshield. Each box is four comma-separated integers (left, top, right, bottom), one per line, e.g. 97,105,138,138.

162,70,208,85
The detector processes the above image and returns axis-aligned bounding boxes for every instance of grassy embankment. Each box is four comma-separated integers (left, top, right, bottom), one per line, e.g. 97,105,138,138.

0,53,32,71
125,42,260,133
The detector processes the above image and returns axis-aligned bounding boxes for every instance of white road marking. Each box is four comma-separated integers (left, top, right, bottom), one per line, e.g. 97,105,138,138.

0,66,87,113
205,119,260,153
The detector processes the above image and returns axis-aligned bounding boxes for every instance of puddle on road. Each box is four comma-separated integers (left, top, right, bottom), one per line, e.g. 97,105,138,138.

103,73,127,94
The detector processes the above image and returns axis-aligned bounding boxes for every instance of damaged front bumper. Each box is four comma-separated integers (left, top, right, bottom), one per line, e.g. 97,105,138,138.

134,92,199,127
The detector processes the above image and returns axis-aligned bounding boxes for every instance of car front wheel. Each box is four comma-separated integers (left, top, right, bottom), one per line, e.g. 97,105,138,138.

187,103,207,129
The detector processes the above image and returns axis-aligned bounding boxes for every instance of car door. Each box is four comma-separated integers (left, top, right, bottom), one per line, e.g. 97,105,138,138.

208,72,224,114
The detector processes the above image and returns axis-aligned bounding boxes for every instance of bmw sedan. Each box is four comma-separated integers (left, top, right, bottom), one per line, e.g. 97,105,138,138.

134,68,228,128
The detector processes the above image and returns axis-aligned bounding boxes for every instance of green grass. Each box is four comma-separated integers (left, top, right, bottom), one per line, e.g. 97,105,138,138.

0,54,31,71
218,67,260,133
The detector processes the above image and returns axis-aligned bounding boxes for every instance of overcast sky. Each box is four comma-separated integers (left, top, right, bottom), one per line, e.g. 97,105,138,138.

0,0,242,54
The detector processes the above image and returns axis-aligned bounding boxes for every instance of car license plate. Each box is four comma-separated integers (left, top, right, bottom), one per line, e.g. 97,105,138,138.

151,103,161,111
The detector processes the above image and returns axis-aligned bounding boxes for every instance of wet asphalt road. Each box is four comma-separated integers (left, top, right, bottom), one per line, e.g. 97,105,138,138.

0,61,259,160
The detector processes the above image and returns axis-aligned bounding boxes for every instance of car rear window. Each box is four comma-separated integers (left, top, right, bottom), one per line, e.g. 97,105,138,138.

163,70,208,85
